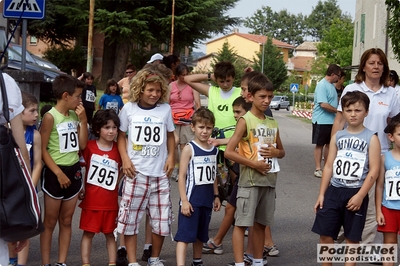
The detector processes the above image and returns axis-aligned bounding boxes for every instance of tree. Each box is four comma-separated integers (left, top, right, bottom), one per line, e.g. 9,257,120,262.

243,6,305,46
27,0,241,88
251,36,288,90
305,0,352,41
386,0,400,60
210,41,248,87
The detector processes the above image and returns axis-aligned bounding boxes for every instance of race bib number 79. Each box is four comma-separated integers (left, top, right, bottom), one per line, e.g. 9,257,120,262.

57,121,79,153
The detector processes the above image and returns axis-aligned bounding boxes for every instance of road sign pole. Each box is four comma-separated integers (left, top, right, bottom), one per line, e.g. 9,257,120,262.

21,19,27,70
293,91,295,110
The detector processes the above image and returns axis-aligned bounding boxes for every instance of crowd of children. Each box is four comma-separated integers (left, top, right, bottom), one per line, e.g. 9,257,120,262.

11,53,400,266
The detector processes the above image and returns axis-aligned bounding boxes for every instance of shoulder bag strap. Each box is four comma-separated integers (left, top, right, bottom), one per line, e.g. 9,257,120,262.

0,70,9,123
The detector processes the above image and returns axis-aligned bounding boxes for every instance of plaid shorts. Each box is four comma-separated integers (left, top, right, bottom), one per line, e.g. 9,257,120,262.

117,173,172,236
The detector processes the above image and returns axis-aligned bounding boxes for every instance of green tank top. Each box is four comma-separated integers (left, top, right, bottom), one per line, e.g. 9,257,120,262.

47,108,80,166
208,86,241,151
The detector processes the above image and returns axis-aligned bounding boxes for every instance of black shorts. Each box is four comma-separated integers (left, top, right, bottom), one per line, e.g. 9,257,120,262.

311,185,368,242
41,162,83,200
312,123,333,146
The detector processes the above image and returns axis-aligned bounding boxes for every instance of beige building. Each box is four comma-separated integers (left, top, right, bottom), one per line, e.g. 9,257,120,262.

352,0,400,77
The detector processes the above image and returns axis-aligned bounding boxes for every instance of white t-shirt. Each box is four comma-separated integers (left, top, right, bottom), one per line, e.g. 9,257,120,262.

338,82,400,152
119,102,175,176
0,73,23,266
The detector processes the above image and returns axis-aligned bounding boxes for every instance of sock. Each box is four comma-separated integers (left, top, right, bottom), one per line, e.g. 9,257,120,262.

252,258,263,265
9,257,17,265
17,264,26,266
144,244,152,250
149,257,158,263
235,263,245,266
108,264,116,266
192,258,202,265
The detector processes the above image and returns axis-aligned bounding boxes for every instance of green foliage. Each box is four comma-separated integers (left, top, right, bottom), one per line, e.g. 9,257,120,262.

43,46,86,73
386,0,400,61
317,18,353,67
305,0,352,41
210,41,248,87
244,6,305,46
251,36,288,90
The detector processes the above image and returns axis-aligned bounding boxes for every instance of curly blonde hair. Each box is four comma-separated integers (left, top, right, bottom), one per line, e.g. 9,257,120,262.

128,68,169,103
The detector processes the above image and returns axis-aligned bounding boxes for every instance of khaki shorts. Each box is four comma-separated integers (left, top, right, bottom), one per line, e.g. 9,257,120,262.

235,186,275,227
175,124,195,144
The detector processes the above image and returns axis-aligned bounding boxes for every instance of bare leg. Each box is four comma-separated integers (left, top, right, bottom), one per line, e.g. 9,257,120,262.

314,145,324,171
58,195,79,263
245,227,254,255
232,226,246,263
150,234,165,258
193,239,203,259
105,232,117,264
17,239,30,265
212,203,236,245
323,143,329,163
252,222,265,260
320,235,334,266
176,242,188,266
125,235,138,263
382,233,397,266
40,194,62,265
144,215,152,246
81,231,95,264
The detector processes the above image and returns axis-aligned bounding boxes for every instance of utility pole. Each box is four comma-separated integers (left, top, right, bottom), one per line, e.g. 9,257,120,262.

169,0,175,55
86,0,95,72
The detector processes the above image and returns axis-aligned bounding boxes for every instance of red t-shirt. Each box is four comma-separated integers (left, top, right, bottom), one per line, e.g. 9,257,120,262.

79,140,121,211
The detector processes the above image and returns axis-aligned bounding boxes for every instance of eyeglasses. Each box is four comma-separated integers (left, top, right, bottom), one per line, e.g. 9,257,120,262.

126,71,134,74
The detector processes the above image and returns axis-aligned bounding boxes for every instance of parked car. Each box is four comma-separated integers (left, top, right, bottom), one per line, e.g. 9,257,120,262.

270,95,290,111
10,43,60,70
7,46,65,102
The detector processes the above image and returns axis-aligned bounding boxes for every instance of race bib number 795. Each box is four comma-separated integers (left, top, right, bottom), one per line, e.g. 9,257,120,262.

87,154,119,190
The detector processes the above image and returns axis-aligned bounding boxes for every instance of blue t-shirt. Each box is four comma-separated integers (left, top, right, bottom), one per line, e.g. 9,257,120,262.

312,78,338,124
98,94,124,114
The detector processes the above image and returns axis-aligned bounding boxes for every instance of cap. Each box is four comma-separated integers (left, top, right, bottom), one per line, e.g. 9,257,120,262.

147,53,164,63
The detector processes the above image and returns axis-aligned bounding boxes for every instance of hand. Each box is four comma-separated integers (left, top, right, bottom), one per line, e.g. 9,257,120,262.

258,144,277,159
164,156,174,177
376,211,386,226
314,195,324,213
75,104,87,123
254,160,271,175
181,201,193,217
122,157,136,178
12,240,28,252
208,138,220,147
244,67,254,73
56,172,71,189
346,193,363,211
214,197,221,211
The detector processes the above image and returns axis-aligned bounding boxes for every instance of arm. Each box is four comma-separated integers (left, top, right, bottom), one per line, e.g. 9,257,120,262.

32,130,42,186
331,111,345,137
375,154,386,226
164,131,175,176
213,172,221,211
178,145,193,217
319,102,337,113
314,134,337,212
75,104,88,150
259,129,285,159
347,135,381,211
39,113,71,189
224,118,270,175
166,84,172,103
208,137,230,147
184,74,211,97
10,114,31,173
193,90,201,110
117,129,135,178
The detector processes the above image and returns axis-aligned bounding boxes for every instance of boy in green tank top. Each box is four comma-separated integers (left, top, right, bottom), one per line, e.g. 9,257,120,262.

39,74,88,266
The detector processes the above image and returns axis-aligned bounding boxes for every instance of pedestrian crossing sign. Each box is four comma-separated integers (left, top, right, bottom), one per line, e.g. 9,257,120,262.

3,0,46,20
290,83,299,93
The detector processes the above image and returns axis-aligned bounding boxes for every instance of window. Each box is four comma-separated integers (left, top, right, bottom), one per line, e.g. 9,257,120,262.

360,14,365,44
29,36,37,45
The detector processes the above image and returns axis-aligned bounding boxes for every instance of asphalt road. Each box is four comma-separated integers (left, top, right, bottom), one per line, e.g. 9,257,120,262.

24,110,382,266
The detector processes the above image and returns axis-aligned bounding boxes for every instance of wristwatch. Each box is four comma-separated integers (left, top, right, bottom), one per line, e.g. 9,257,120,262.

214,194,219,199
208,73,211,81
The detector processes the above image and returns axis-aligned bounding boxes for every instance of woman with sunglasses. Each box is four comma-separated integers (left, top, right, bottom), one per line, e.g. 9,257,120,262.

118,64,137,104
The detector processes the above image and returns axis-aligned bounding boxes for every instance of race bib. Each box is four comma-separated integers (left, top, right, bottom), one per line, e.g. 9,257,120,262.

57,121,79,153
87,154,118,190
86,91,96,102
106,101,119,113
384,169,400,200
193,155,217,185
257,143,280,173
332,150,366,180
130,116,164,146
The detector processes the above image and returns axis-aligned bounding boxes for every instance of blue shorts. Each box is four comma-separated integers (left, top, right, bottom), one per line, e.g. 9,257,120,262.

312,185,369,242
41,162,83,200
174,206,212,243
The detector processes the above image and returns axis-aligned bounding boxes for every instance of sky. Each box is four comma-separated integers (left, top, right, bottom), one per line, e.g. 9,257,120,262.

193,0,356,53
